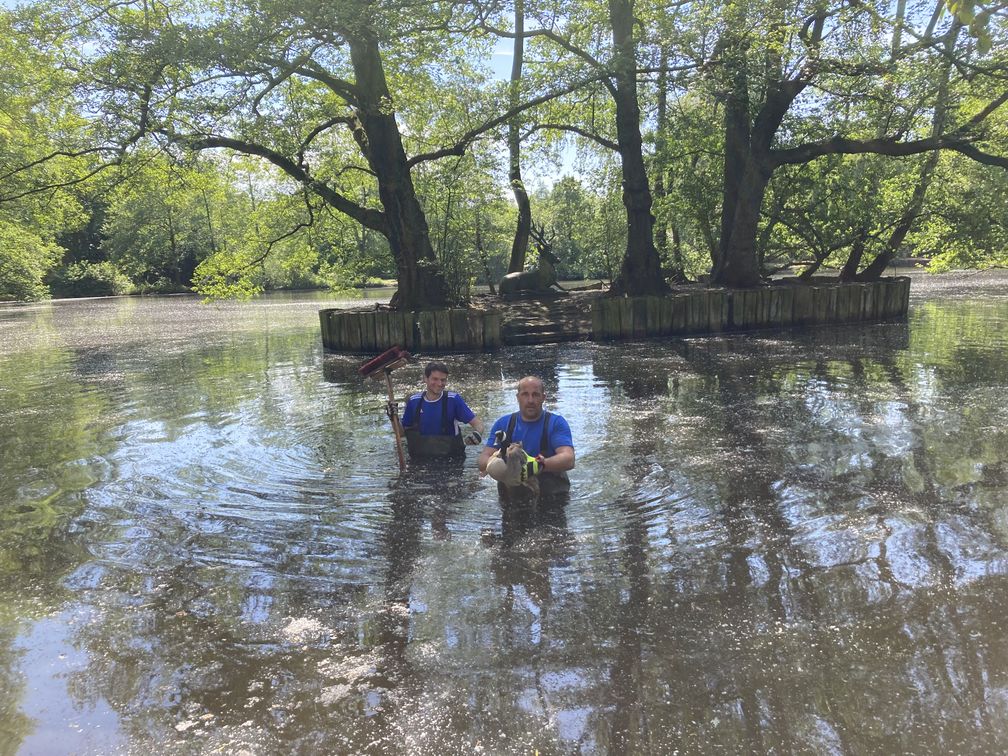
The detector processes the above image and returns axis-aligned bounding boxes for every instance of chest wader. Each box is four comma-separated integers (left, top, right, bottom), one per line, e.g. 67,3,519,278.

498,411,571,497
404,393,465,459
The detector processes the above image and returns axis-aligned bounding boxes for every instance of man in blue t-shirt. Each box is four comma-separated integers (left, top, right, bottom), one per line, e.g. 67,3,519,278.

478,376,575,496
398,361,484,458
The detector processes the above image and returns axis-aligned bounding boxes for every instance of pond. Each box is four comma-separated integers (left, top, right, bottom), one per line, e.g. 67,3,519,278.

1,272,1007,754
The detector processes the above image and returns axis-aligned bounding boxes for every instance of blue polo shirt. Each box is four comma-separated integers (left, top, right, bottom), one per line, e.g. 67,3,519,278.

485,411,573,457
401,391,476,436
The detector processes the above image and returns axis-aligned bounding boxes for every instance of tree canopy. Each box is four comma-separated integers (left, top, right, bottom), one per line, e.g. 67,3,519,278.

2,0,1008,303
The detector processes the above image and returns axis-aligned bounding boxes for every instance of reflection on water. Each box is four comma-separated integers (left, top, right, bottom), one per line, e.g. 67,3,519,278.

1,276,1007,753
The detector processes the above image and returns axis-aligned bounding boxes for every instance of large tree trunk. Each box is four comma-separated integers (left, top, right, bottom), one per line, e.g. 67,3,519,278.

608,0,669,297
716,43,749,279
713,10,820,288
507,0,532,274
347,29,449,310
712,27,773,289
839,228,869,281
715,158,772,286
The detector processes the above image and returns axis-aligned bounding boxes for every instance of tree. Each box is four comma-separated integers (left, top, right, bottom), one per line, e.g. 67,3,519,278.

689,0,1008,286
481,0,671,296
27,1,491,306
102,154,220,290
506,0,534,274
0,7,87,300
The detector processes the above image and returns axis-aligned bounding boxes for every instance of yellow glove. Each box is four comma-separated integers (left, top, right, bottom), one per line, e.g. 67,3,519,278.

520,452,546,482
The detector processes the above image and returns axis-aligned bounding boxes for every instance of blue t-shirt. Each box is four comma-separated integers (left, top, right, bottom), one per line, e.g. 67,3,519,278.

402,391,476,436
485,412,573,457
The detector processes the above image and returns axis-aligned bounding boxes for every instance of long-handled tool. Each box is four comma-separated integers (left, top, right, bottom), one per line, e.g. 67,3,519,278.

358,346,412,471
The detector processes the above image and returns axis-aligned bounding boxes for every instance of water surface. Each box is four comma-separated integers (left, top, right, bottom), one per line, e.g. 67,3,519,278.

1,274,1007,754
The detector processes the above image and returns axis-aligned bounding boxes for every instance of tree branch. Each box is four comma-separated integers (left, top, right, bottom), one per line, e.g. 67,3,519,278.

289,60,359,104
407,74,606,166
522,122,618,151
175,133,388,233
297,116,356,163
771,91,1008,168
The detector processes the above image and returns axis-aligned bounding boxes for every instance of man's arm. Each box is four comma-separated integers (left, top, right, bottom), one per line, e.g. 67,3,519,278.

539,445,574,473
400,396,416,428
477,444,495,475
455,395,484,434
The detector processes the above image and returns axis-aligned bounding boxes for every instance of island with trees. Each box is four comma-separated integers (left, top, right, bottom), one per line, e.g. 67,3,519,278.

2,0,1005,346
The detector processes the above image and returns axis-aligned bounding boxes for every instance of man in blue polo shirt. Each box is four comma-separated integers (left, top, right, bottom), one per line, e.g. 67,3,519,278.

478,375,575,496
399,361,484,458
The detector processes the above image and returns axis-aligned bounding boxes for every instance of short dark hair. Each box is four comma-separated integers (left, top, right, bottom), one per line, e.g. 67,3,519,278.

424,361,449,377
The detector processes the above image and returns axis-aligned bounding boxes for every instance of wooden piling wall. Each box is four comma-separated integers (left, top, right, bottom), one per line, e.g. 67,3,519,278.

319,308,502,353
592,277,910,341
320,277,910,353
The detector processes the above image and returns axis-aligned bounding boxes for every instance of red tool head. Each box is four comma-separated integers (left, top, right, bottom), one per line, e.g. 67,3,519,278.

357,346,412,379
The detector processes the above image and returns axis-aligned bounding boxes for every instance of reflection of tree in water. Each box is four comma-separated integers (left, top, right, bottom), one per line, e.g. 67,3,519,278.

601,369,665,753
54,452,477,751
0,346,120,753
715,328,1005,751
0,621,33,750
585,324,1008,752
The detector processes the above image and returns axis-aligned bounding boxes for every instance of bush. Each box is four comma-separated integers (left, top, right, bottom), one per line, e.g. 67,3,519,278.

48,261,132,298
0,222,62,301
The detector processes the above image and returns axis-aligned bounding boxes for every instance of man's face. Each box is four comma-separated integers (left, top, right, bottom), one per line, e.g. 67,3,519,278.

425,370,448,397
517,379,545,421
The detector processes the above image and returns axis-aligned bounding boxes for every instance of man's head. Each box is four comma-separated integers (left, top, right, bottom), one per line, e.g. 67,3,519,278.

516,376,546,421
424,361,449,397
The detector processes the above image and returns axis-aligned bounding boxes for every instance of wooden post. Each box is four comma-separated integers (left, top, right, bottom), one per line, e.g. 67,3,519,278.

632,297,648,338
432,309,451,350
483,311,501,348
591,299,605,340
792,286,813,325
417,310,436,351
403,311,420,350
656,295,670,335
645,296,662,336
466,310,485,349
359,312,377,351
670,294,687,333
383,369,406,471
372,311,385,350
772,286,793,326
708,290,727,332
319,310,331,349
449,309,467,350
348,313,364,352
618,298,634,339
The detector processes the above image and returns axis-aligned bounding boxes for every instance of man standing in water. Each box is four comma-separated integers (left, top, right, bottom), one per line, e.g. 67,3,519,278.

398,361,484,458
478,376,575,497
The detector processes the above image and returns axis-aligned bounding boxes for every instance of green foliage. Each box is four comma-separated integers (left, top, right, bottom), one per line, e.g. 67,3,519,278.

650,93,723,277
533,176,598,278
102,154,225,290
47,260,131,298
415,150,514,300
947,0,1000,53
0,7,88,300
191,247,264,301
4,0,1008,304
911,152,1008,271
0,221,61,301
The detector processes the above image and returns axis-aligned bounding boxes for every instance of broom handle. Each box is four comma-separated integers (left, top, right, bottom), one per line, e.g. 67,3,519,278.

385,369,406,471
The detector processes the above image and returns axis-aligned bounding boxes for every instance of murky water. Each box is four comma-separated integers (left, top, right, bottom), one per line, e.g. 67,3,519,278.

1,272,1007,754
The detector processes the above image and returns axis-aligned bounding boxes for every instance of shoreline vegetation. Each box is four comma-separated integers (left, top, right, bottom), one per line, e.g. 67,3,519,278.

5,262,1006,307
5,0,1008,310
